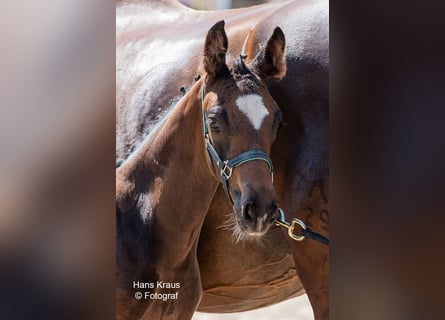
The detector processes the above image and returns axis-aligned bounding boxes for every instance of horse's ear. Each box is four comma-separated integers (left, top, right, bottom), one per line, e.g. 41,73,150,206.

204,20,229,77
250,27,286,80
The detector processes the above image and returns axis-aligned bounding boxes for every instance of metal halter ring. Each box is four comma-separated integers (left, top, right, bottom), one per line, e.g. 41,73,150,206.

275,208,329,244
221,161,233,180
275,208,306,241
288,218,307,241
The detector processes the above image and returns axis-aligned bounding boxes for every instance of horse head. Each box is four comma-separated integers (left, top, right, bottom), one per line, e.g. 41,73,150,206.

201,21,286,240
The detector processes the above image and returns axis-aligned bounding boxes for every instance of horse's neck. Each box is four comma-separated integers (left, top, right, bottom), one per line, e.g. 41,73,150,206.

117,82,218,234
130,85,206,171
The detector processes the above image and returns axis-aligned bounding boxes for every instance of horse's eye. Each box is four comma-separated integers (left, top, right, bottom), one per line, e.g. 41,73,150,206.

208,119,220,132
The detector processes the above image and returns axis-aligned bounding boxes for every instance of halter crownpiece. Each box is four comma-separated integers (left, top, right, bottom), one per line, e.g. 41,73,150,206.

201,83,274,204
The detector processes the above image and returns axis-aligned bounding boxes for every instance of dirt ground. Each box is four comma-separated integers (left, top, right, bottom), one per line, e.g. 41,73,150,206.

192,295,313,320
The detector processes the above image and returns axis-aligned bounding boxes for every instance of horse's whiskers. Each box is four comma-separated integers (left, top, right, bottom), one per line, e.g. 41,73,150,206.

230,222,264,246
216,212,237,230
216,222,236,230
214,212,266,245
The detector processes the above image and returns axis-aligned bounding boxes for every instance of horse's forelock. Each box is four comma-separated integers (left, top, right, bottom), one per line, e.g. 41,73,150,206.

231,58,261,94
232,57,250,76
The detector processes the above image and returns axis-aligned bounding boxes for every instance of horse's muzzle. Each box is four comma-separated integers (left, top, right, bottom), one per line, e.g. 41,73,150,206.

240,200,278,235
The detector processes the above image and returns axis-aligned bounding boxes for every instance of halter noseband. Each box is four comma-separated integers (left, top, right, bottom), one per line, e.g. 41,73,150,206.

201,83,274,204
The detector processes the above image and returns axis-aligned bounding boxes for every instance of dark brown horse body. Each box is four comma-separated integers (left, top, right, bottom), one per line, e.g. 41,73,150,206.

117,0,328,319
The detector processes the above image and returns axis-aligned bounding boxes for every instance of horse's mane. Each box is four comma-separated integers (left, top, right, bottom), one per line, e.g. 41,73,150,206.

232,57,250,76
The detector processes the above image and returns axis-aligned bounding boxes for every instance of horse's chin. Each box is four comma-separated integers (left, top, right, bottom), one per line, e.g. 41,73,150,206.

232,226,266,243
231,218,271,243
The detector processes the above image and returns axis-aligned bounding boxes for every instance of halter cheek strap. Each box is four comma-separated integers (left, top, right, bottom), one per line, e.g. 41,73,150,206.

201,84,274,204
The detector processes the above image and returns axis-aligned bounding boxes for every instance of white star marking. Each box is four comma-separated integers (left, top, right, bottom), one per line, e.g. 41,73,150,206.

235,94,269,130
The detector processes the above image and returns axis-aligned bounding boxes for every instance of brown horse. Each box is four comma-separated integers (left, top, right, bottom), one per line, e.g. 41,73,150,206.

116,21,288,319
117,0,329,319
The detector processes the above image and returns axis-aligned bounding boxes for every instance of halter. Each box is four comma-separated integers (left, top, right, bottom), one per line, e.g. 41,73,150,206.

201,83,274,204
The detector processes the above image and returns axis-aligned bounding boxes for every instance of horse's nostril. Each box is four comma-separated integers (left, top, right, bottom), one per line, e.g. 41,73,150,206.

269,202,279,220
271,202,278,212
243,203,255,222
269,212,278,222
